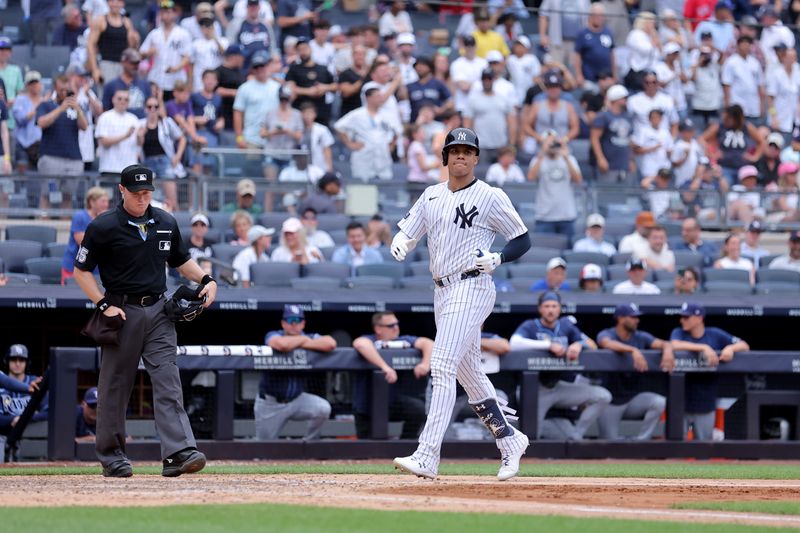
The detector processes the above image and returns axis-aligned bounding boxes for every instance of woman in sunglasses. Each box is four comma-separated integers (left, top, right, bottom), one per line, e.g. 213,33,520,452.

136,96,187,210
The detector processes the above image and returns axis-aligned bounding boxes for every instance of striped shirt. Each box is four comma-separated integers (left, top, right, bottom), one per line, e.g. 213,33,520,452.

398,179,527,279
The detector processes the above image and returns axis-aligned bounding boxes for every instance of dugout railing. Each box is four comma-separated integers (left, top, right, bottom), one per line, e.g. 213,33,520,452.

48,346,800,461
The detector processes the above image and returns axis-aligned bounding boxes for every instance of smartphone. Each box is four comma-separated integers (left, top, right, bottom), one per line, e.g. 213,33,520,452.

66,90,75,97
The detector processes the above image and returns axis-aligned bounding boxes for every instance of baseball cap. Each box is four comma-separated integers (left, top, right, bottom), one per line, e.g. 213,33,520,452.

191,213,210,226
774,42,789,53
767,132,785,148
278,85,292,100
462,35,477,47
246,0,259,5
237,179,256,197
24,70,42,84
700,31,713,40
283,304,305,320
657,167,674,180
747,220,764,233
196,2,213,13
480,67,494,80
740,15,759,27
66,64,89,77
635,211,656,228
247,224,275,243
281,217,303,234
329,25,343,38
679,301,706,317
779,161,799,176
544,71,562,87
715,0,733,11
397,32,416,46
296,36,311,46
758,4,778,18
738,165,758,181
485,50,504,63
225,44,244,56
538,291,561,305
121,48,142,63
606,84,629,102
7,344,28,359
679,118,695,131
663,42,681,56
0,36,11,49
790,230,800,242
84,387,98,407
614,303,642,317
120,165,155,192
546,257,567,271
626,258,647,271
580,263,603,281
361,80,382,98
250,50,270,67
514,35,531,49
586,213,605,227
160,0,176,9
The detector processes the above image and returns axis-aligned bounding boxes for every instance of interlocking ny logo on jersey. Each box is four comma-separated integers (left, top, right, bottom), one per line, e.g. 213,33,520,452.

456,131,467,140
453,203,478,229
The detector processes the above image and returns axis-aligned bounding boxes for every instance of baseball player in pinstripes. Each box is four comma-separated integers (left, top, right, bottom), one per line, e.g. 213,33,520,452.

391,128,532,481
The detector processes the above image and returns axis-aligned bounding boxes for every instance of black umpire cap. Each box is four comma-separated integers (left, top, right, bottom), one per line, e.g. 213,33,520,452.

121,164,155,192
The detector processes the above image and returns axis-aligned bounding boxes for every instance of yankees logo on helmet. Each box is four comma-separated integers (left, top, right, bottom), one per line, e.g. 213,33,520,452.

441,127,480,165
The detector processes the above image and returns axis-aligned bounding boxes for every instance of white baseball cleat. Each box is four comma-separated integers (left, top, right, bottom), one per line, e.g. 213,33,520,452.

393,456,437,479
497,431,529,481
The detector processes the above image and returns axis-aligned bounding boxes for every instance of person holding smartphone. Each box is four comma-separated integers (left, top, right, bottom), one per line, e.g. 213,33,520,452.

36,74,88,178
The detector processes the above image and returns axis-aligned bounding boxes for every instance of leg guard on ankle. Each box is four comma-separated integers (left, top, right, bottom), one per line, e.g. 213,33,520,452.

470,397,515,439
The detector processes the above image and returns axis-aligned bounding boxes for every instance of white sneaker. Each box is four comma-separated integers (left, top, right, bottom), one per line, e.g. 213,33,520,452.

393,456,437,479
497,431,529,481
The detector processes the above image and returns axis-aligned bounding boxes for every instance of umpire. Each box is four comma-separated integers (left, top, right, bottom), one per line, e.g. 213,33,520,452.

74,164,217,478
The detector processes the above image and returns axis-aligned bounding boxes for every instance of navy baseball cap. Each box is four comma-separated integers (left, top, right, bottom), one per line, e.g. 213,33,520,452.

283,304,305,320
7,344,28,359
680,302,706,317
120,164,155,192
626,258,647,271
790,230,800,242
84,387,98,406
0,36,11,49
544,71,562,87
251,50,271,67
679,118,695,131
715,0,733,11
614,303,642,317
538,291,561,305
225,44,244,56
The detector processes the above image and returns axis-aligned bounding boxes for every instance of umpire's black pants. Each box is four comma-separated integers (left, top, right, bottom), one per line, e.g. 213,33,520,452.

96,298,196,466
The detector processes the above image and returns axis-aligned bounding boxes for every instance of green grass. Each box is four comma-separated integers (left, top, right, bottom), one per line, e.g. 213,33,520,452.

2,462,800,479
2,504,795,533
673,501,800,516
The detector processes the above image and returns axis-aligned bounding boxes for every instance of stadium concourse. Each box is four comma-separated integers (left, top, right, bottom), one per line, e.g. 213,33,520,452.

2,0,800,466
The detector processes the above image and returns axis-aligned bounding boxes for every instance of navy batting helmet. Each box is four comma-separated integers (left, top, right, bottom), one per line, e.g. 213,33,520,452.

441,128,480,165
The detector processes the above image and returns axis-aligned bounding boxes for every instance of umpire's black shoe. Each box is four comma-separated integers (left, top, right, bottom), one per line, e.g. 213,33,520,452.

162,448,206,477
102,460,133,478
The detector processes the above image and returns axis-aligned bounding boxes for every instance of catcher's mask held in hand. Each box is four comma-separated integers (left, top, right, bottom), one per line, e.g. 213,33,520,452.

165,285,207,322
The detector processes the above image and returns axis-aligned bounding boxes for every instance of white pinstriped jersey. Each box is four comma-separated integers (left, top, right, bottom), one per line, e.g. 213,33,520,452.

398,179,527,279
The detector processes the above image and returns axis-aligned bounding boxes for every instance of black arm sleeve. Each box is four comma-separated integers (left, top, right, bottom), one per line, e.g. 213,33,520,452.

499,231,531,264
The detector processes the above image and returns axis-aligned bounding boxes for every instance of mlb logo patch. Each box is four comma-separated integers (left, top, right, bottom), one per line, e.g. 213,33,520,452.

159,241,171,251
134,173,148,182
76,246,88,263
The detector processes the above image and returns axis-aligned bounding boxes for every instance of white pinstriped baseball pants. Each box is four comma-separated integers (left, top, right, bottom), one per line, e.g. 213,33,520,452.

413,275,504,471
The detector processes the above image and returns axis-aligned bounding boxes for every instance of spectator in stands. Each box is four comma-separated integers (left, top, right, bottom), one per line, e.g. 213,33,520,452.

768,163,800,223
640,225,675,272
406,57,452,123
0,345,48,449
680,157,730,221
739,220,769,267
224,179,263,215
755,132,782,188
0,37,23,136
237,0,274,70
61,186,109,284
277,150,324,184
213,0,274,34
528,133,581,239
670,302,749,441
261,86,303,178
673,217,718,266
190,69,224,175
671,119,703,188
140,0,192,101
627,71,678,136
471,9,509,58
233,51,280,149
659,9,690,50
590,84,633,184
379,0,413,37
721,35,765,124
619,211,656,258
694,1,735,52
36,74,88,177
463,69,516,163
332,221,383,275
768,231,800,272
215,45,245,139
506,36,540,106
450,35,487,113
624,12,660,92
573,213,616,257
524,71,579,156
87,0,139,87
95,89,140,176
276,0,314,50
300,208,334,249
613,258,661,294
233,225,275,288
714,233,756,284
759,6,795,67
185,213,215,261
136,96,186,210
486,145,524,186
166,81,207,150
574,3,615,91
298,102,334,173
530,257,571,292
674,266,700,294
690,42,723,130
29,0,65,46
596,304,673,441
10,71,44,173
271,217,323,264
351,311,431,439
683,0,716,32
642,168,681,221
394,33,419,86
256,305,335,440
338,45,370,117
229,210,254,246
54,4,87,50
334,82,398,181
69,66,103,173
182,3,222,40
538,0,588,66
727,165,764,224
299,172,342,214
510,291,611,440
482,50,516,102
632,110,673,184
190,14,228,92
75,387,98,443
578,263,604,292
0,101,10,176
766,46,799,137
310,20,336,75
406,124,439,183
702,105,762,186
366,215,392,249
286,38,337,126
102,49,151,119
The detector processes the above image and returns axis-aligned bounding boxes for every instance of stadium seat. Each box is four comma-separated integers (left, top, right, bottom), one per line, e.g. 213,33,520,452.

655,279,675,292
756,269,800,285
413,247,429,262
610,252,632,265
24,257,62,285
673,251,706,270
45,242,68,259
603,221,634,239
755,282,800,295
408,261,430,277
531,232,569,250
210,243,244,265
319,247,335,261
355,263,406,279
316,214,351,231
328,229,347,244
290,277,341,290
207,211,233,230
172,212,194,227
703,268,751,284
5,225,57,247
518,247,561,263
759,254,782,268
303,262,350,279
378,247,395,262
0,240,44,273
494,264,512,279
563,251,610,266
10,45,71,78
342,276,395,290
510,277,537,291
400,276,434,290
260,212,288,230
704,281,753,294
3,273,41,285
509,263,547,279
249,263,301,287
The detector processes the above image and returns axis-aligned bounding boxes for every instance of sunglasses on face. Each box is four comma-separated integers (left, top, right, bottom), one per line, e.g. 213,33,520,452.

285,317,303,325
377,322,399,328
146,104,159,109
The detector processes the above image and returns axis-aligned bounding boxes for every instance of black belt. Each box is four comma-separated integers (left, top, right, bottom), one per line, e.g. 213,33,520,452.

106,293,164,307
433,269,481,288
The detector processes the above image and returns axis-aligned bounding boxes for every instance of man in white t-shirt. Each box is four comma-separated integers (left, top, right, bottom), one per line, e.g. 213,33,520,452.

769,231,800,272
471,50,516,103
641,225,675,272
671,118,703,187
450,35,488,112
619,211,656,258
94,89,140,174
232,224,274,288
300,102,334,172
758,6,795,67
721,35,765,120
626,71,679,136
506,36,541,105
190,15,229,91
140,0,192,95
612,258,661,294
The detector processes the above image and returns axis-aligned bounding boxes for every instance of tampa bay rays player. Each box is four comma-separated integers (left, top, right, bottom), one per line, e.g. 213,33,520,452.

391,128,532,480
